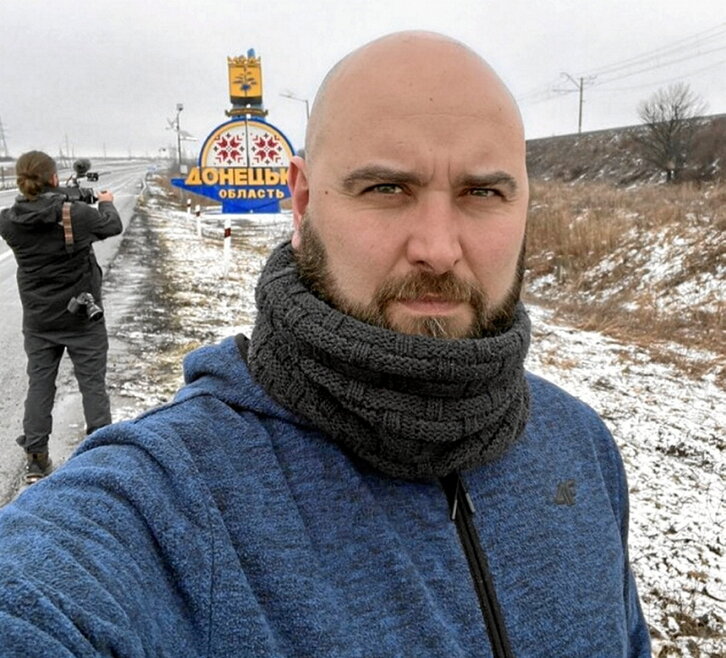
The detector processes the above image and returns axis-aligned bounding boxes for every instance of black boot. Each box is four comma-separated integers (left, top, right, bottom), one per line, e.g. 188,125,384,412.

25,452,53,485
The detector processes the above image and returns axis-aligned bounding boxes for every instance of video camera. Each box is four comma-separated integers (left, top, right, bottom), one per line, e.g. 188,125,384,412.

67,291,104,322
59,159,100,204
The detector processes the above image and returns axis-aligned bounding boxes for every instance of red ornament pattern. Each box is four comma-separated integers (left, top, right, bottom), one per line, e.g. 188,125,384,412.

212,132,245,165
251,132,285,166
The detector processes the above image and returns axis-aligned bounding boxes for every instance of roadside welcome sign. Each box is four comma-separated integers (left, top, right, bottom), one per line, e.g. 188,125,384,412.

171,49,296,213
171,118,294,213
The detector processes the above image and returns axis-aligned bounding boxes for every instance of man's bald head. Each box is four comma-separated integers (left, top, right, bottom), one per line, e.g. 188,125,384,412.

304,31,524,165
285,30,530,339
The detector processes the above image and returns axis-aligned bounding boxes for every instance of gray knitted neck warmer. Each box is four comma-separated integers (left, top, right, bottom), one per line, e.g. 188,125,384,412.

247,242,531,480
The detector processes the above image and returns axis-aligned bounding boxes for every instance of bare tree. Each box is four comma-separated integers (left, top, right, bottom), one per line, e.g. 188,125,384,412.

635,83,707,182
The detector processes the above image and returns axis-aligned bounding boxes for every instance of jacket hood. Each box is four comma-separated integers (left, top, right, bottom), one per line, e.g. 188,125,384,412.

7,192,64,226
178,336,304,425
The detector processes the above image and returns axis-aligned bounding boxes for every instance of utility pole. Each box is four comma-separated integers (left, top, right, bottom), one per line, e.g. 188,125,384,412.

0,116,9,159
58,134,71,169
554,73,596,134
175,103,184,172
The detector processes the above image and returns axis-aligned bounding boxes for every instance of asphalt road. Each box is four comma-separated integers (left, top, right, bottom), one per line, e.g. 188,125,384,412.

0,163,150,503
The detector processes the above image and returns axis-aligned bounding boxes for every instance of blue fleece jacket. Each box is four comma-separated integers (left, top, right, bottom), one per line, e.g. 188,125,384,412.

0,337,650,657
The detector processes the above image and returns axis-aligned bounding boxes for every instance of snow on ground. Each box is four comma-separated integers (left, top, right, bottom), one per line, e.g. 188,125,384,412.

526,306,724,656
103,184,724,656
528,216,724,314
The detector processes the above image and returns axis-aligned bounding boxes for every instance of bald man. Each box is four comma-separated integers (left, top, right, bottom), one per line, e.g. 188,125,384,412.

0,32,650,656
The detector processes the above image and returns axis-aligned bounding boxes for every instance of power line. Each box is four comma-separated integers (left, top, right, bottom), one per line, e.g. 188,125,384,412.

594,44,726,86
591,58,726,93
577,23,726,78
516,22,726,107
516,78,563,103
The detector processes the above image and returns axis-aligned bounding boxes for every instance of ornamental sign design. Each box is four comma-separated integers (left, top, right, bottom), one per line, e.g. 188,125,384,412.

171,118,295,213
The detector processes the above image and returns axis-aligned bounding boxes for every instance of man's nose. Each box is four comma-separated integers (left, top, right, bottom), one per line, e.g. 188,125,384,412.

405,195,463,274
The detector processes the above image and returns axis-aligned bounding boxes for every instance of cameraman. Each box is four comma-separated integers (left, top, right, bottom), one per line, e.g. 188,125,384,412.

0,150,122,484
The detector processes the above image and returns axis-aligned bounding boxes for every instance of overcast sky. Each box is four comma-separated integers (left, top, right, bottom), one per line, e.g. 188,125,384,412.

1,0,723,159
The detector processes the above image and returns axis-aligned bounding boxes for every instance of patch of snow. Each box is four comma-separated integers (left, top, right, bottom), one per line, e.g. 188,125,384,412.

526,305,725,655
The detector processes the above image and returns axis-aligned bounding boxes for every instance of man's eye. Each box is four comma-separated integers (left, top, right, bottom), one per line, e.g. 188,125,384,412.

366,183,404,195
469,188,499,198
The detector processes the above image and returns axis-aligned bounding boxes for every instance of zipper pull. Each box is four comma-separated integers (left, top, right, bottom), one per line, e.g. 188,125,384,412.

463,489,476,515
441,472,459,520
451,479,459,521
441,472,476,521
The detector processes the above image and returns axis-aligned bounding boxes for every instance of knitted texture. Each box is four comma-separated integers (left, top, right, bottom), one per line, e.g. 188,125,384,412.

247,242,531,480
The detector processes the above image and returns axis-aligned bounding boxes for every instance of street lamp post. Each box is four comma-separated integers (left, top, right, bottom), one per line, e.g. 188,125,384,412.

175,103,184,172
280,91,310,121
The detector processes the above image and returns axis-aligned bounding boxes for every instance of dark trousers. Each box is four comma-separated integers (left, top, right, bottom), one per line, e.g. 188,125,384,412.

18,322,112,453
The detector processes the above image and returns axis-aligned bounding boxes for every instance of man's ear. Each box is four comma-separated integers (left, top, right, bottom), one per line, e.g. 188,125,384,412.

288,155,309,249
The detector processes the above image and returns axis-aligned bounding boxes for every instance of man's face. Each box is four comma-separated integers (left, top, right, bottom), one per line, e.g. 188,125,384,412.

290,35,529,339
296,215,524,338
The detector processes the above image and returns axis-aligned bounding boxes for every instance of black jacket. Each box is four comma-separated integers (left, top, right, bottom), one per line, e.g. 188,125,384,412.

0,191,122,331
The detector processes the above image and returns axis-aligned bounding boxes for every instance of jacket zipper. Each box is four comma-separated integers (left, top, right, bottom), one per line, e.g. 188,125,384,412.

441,472,515,658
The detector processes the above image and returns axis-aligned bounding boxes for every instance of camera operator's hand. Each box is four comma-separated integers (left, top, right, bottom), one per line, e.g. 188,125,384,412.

97,190,114,203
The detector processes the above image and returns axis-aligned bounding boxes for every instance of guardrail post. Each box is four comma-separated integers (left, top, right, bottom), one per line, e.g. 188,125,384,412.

223,216,231,277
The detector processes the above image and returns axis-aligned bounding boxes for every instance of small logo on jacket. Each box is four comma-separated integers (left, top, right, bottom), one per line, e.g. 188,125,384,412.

554,480,576,505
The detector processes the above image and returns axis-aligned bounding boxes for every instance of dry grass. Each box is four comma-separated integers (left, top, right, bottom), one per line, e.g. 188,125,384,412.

525,180,725,384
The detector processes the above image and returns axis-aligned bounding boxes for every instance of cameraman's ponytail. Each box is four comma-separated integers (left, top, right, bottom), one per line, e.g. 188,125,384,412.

16,151,57,200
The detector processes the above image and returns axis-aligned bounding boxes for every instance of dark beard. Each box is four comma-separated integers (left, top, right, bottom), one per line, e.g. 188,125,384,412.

294,214,524,338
